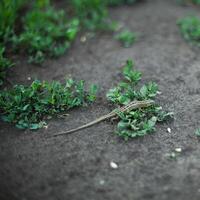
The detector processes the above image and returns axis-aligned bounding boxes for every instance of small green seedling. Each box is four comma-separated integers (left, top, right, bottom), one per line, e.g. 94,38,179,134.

0,79,97,129
115,30,137,47
195,128,200,136
106,60,173,139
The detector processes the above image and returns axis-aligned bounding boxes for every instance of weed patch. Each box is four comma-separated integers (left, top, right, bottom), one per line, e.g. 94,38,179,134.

177,16,200,46
192,0,200,4
0,0,25,43
0,46,13,86
106,60,173,139
0,0,24,85
0,0,139,67
71,0,109,30
115,30,137,47
178,0,200,5
107,0,140,6
13,6,79,64
0,79,97,129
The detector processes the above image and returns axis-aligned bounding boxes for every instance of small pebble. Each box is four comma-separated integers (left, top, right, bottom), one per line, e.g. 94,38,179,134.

44,125,48,129
175,148,182,153
156,91,162,95
99,180,105,185
27,77,31,81
167,128,171,133
80,36,86,43
110,161,118,169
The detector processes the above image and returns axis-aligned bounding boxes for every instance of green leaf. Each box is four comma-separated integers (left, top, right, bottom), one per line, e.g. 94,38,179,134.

140,85,148,97
22,104,29,111
29,123,45,130
87,84,98,102
117,121,130,131
147,116,157,129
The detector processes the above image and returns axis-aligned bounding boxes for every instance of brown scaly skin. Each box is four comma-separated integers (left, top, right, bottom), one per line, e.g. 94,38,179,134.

52,100,154,137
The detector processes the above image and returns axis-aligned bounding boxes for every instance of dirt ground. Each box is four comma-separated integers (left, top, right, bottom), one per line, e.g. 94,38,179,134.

1,0,200,199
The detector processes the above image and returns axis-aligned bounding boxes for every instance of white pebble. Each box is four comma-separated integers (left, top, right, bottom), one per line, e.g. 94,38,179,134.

167,128,171,133
27,77,31,80
175,148,182,153
156,91,162,95
80,36,86,43
110,161,118,169
99,180,105,185
44,125,48,129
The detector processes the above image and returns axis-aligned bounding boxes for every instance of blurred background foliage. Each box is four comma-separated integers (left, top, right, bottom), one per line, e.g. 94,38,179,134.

0,0,142,85
1,0,200,86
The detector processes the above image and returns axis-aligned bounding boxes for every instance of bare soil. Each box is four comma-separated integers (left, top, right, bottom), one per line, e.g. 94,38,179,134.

1,0,200,199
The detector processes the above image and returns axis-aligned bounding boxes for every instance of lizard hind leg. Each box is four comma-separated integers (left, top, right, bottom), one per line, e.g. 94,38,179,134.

110,116,119,124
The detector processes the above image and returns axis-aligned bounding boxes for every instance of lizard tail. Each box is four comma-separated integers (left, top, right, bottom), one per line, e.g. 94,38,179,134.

52,115,109,137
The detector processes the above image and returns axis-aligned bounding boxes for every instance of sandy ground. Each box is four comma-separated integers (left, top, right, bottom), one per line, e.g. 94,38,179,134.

0,0,200,199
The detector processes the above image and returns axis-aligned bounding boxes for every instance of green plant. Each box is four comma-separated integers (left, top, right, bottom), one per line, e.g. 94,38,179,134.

0,0,23,86
193,0,200,4
107,0,140,6
0,45,13,86
115,30,137,47
177,16,200,46
0,0,140,66
106,60,173,139
0,0,25,43
176,0,200,5
13,6,79,64
195,128,200,136
71,0,108,30
0,79,97,129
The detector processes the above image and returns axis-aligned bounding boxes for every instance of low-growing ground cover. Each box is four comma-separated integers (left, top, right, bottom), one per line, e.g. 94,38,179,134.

0,0,139,128
0,46,13,86
178,16,200,46
178,0,200,5
115,30,137,47
13,9,79,64
0,0,138,85
107,0,141,6
0,79,97,129
106,60,173,139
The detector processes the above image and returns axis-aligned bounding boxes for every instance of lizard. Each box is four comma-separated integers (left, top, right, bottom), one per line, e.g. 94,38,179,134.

52,99,154,137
